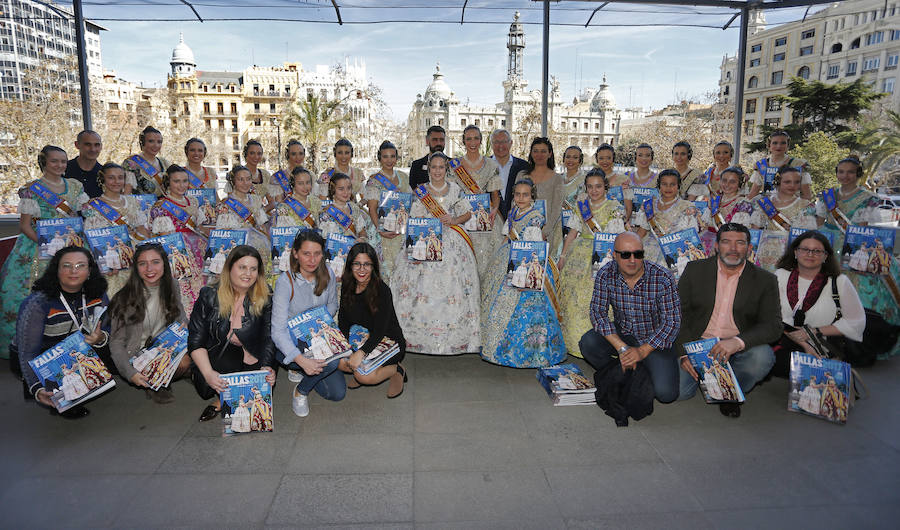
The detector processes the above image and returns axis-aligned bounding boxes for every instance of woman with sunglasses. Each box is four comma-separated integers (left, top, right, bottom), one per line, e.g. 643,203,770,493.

16,246,111,419
109,243,190,403
337,243,407,398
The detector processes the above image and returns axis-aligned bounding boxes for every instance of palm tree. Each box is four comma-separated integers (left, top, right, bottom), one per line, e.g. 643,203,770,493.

281,96,351,174
855,110,900,187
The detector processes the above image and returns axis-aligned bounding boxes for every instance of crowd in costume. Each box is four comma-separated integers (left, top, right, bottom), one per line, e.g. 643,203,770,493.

4,125,899,423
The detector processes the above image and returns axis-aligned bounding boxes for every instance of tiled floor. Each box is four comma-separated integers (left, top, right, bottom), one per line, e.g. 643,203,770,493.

1,354,897,529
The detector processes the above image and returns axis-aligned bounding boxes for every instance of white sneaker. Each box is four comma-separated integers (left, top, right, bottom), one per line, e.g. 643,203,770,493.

292,387,309,417
288,369,303,383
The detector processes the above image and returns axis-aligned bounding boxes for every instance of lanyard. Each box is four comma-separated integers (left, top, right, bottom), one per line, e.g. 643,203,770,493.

59,292,88,332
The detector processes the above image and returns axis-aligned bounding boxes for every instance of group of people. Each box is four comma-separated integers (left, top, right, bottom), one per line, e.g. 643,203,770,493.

2,123,896,422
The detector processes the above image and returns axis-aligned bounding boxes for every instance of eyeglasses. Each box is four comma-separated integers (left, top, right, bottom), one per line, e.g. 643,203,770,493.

351,262,373,270
796,247,828,257
60,262,88,271
614,250,645,260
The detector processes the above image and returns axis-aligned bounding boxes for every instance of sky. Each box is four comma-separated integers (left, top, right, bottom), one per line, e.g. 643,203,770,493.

89,4,823,123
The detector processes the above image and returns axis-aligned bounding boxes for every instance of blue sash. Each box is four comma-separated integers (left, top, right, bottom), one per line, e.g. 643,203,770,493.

88,198,124,224
183,167,204,188
373,172,398,191
272,170,291,194
29,181,72,214
822,188,838,211
709,194,721,216
161,199,191,225
325,204,353,230
224,196,257,226
756,196,778,219
703,166,715,185
577,199,593,222
756,159,777,191
130,155,162,186
284,197,315,227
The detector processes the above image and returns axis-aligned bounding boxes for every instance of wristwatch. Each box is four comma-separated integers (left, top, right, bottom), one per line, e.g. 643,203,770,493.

617,345,629,354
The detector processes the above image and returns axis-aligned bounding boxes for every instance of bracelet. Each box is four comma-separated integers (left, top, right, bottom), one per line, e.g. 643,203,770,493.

617,345,629,354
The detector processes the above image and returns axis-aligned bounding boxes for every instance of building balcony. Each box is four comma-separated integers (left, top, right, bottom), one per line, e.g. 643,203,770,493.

248,90,291,99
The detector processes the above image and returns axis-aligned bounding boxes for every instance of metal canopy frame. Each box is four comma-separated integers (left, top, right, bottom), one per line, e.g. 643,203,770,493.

67,0,837,161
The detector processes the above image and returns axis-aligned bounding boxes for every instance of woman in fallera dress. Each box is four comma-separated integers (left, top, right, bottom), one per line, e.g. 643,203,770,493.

633,169,708,266
747,130,813,200
320,172,380,257
518,137,564,259
0,145,89,358
481,178,566,367
81,162,150,296
316,138,365,202
266,140,307,215
671,141,702,200
149,165,208,313
697,140,734,199
274,166,321,229
557,168,626,357
700,166,755,252
364,140,410,284
558,146,586,257
750,166,817,231
216,165,271,275
124,126,170,196
183,138,217,190
391,153,481,355
237,139,271,208
594,143,632,219
448,125,503,285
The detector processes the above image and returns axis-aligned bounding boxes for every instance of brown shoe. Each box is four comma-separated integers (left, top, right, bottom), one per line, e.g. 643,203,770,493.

149,387,175,405
386,364,407,399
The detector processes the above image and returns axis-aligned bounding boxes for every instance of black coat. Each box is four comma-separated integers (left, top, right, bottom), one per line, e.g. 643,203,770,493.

187,285,276,369
408,154,431,191
499,156,531,220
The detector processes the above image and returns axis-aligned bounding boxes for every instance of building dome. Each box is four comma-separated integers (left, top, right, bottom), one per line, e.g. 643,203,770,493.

424,63,452,102
171,33,195,66
590,75,616,112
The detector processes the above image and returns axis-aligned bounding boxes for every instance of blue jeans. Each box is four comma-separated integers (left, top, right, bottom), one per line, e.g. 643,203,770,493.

679,344,775,400
579,329,680,403
288,358,346,401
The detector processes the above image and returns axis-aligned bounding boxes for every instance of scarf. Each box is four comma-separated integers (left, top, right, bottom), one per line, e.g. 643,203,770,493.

786,268,827,327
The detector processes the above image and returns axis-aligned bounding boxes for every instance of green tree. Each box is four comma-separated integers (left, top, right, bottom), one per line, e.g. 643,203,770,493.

789,131,848,196
854,110,900,186
281,96,351,173
745,77,885,153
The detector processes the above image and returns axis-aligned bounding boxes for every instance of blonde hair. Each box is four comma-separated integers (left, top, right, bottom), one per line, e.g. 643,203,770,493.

217,245,269,318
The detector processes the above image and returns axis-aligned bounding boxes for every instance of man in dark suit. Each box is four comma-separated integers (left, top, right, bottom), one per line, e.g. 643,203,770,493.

676,222,781,417
409,125,446,190
490,129,530,220
65,130,103,198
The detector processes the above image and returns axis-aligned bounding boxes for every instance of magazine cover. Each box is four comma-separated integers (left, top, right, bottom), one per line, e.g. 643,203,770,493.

129,321,188,391
535,363,596,405
506,240,548,291
133,194,156,214
561,207,573,238
28,332,116,412
144,233,195,279
463,193,492,232
406,217,442,262
683,338,745,404
378,191,413,234
204,229,248,275
286,305,353,363
271,226,301,275
841,225,895,276
788,227,835,248
606,186,625,203
36,217,84,259
632,187,659,210
692,201,709,216
316,199,333,224
85,225,133,274
220,370,274,436
347,324,369,350
342,324,400,375
755,230,789,272
185,188,218,227
658,228,706,278
788,351,851,424
591,232,617,279
533,199,547,228
748,228,762,266
325,232,356,278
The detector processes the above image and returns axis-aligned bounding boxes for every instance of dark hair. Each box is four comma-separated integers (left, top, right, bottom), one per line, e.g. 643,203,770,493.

513,177,537,200
290,165,313,189
162,164,187,191
327,172,351,199
427,152,450,173
836,156,863,180
377,140,398,161
285,139,305,160
38,145,66,171
527,137,555,170
776,230,840,278
289,229,329,296
333,138,353,157
462,124,482,141
426,125,446,138
656,168,681,190
138,126,161,148
720,165,745,187
340,242,382,315
635,143,654,160
227,164,251,188
768,130,791,143
672,141,693,160
774,165,801,188
564,145,584,165
584,167,609,190
715,222,751,244
713,140,734,158
76,130,100,143
243,139,263,159
184,137,207,156
32,246,107,299
594,143,616,163
109,243,181,326
96,162,125,191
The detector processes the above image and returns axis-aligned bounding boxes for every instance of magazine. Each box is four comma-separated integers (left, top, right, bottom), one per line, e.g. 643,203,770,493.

463,193,492,232
561,207,573,238
606,186,625,203
631,187,659,210
591,232,617,279
788,227,835,247
129,321,188,391
316,199,333,224
536,363,596,406
185,188,218,227
748,228,762,266
270,226,301,275
85,225,133,274
325,232,355,278
507,240,548,291
36,217,84,259
144,233,196,279
533,199,547,228
692,201,709,216
841,225,895,276
378,191,413,234
754,230,789,272
406,217,442,262
28,332,116,412
286,305,353,363
788,351,851,424
220,370,274,436
204,229,248,275
344,324,400,376
133,194,156,215
683,338,745,404
658,228,706,278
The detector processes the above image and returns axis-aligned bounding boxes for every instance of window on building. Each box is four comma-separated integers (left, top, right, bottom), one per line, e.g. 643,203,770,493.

851,37,861,49
892,30,900,41
475,119,480,126
801,29,815,39
750,58,760,67
460,118,466,126
204,119,211,130
866,31,885,45
799,46,813,56
888,54,899,69
594,122,600,130
254,118,261,126
501,119,506,127
745,98,757,113
751,43,762,52
572,121,578,129
253,84,259,95
253,102,260,111
744,119,755,134
765,97,782,112
269,103,276,113
583,121,589,129
775,37,787,46
231,102,237,114
774,52,785,62
183,102,189,114
217,102,224,114
831,43,843,53
771,71,784,85
798,66,811,79
203,102,210,113
863,57,881,71
827,65,840,79
764,118,781,128
724,85,730,95
846,61,858,75
883,78,895,93
218,119,224,129
747,76,758,88
439,118,445,126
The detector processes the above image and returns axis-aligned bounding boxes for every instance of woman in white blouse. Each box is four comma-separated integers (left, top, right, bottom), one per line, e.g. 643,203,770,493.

772,230,866,377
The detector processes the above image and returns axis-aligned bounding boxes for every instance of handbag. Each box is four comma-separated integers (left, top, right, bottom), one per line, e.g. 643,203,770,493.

827,280,899,366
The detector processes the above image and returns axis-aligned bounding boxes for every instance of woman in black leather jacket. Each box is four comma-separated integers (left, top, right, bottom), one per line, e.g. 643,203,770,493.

188,244,276,421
